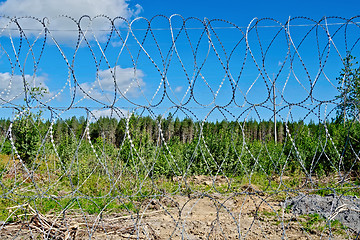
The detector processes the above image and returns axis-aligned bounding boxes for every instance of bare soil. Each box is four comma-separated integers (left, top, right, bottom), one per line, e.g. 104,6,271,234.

1,175,357,239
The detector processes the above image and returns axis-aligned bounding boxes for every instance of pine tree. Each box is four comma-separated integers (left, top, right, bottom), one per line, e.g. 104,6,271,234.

336,53,360,122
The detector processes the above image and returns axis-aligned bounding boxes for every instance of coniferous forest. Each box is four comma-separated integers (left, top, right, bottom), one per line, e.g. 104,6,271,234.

1,114,359,179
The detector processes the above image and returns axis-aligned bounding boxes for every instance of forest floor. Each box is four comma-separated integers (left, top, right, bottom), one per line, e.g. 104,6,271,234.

0,175,358,239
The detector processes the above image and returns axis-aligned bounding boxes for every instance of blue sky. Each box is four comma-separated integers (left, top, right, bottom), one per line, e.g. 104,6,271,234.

136,0,360,23
0,0,359,122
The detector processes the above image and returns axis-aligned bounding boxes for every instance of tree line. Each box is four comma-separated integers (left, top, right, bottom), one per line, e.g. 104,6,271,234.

1,114,359,178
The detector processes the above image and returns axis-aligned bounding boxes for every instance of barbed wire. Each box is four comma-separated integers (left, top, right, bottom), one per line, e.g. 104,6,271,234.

0,15,360,239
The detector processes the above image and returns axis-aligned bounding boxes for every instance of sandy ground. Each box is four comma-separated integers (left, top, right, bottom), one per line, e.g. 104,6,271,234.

1,175,358,239
1,193,357,239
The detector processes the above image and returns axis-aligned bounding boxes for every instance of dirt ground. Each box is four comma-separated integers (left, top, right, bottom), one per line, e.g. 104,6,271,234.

1,175,357,239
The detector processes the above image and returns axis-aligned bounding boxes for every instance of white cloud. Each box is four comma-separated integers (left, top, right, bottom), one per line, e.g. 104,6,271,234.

174,86,183,93
80,65,145,103
90,108,129,121
0,0,142,19
0,72,52,103
133,4,143,16
0,0,143,41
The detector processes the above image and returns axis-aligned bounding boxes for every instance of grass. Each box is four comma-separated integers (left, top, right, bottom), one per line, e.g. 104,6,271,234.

313,183,360,198
298,213,352,237
0,195,138,222
258,210,355,239
300,213,324,233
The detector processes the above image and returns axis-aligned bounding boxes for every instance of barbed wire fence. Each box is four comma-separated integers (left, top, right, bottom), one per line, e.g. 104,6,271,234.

0,15,360,239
